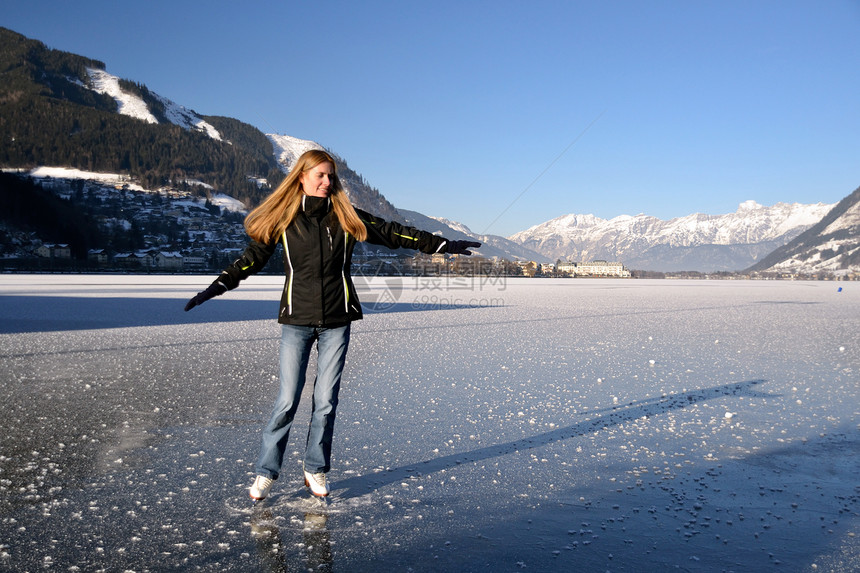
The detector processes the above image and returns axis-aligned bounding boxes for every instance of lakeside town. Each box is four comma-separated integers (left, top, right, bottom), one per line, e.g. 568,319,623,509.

3,174,853,281
2,174,634,278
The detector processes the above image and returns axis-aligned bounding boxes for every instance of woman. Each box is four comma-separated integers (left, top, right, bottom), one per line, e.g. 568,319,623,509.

184,149,479,500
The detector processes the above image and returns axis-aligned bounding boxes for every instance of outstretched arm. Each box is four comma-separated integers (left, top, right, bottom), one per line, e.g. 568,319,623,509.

357,209,481,255
184,239,277,311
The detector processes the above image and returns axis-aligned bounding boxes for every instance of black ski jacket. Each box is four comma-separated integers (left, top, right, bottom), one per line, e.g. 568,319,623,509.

214,196,451,327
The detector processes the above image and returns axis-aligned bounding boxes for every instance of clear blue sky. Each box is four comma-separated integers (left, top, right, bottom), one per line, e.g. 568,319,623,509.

5,0,860,237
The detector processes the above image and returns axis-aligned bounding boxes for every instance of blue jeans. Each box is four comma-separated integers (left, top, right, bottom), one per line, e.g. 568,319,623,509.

255,324,350,479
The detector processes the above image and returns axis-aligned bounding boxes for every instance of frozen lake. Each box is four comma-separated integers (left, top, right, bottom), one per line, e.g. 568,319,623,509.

0,274,857,572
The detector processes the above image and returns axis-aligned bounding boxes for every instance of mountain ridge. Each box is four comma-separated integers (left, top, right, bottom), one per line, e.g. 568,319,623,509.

508,200,835,271
745,186,860,275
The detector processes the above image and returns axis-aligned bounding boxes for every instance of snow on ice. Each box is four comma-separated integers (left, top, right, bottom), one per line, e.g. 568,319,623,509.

0,275,857,572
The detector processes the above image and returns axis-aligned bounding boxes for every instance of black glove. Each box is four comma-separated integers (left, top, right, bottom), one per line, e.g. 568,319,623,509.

445,240,481,255
184,282,227,311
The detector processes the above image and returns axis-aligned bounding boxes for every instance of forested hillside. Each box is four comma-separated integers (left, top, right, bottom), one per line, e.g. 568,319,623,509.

0,27,277,205
0,172,107,259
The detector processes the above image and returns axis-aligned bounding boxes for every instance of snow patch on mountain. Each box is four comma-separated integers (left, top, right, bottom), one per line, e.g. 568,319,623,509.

822,200,860,235
151,93,222,140
12,166,246,213
267,134,324,172
86,68,157,124
20,166,145,191
207,194,247,213
84,68,222,140
770,243,858,274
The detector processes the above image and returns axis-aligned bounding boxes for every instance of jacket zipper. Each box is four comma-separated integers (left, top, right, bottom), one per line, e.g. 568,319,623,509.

342,232,350,313
318,223,327,325
281,230,292,317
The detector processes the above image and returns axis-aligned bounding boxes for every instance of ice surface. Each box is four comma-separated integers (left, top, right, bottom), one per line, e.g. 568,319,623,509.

0,275,857,571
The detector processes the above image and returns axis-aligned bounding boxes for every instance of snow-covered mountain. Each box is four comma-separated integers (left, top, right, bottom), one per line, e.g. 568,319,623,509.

746,186,860,276
509,201,835,272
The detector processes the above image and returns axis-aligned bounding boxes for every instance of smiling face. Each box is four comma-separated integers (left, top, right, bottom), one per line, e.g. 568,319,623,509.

300,161,335,198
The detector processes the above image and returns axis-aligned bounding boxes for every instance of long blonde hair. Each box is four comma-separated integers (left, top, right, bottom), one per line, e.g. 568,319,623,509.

245,149,368,243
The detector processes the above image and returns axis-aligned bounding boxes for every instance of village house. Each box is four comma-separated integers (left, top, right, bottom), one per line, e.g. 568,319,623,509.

87,249,108,264
35,243,71,259
517,261,539,277
152,251,183,270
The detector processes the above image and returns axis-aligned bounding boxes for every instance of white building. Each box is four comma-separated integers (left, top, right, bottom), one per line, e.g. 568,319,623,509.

152,251,183,270
557,260,631,278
